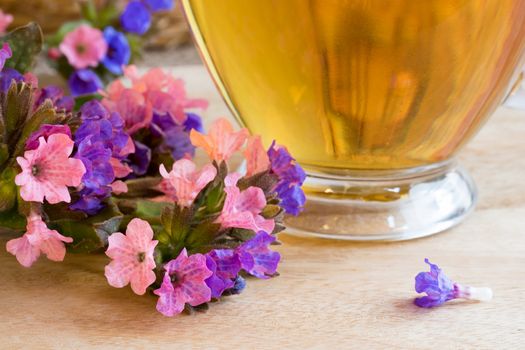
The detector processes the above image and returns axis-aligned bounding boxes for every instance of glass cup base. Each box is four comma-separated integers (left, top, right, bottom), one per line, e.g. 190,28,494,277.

284,161,477,241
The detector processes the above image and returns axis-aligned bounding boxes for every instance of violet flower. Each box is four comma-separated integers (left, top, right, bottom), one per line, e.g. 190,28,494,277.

71,101,132,214
267,141,306,216
236,231,281,279
68,69,103,97
144,0,174,12
414,259,493,308
120,0,151,35
205,249,241,298
35,85,74,112
0,67,23,92
102,27,131,75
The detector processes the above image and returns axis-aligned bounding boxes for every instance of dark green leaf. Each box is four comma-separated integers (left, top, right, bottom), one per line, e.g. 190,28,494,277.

0,144,9,171
11,99,65,158
0,207,25,230
185,221,221,253
0,168,17,212
1,23,43,73
4,82,32,144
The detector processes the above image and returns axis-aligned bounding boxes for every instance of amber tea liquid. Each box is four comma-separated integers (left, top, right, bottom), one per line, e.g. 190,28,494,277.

183,0,525,171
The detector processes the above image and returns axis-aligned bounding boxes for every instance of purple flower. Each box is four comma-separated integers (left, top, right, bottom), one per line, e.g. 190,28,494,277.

414,259,493,308
26,124,72,150
127,140,151,176
36,85,74,112
0,67,23,92
414,259,456,308
236,231,280,279
267,141,306,216
120,1,151,35
183,112,204,133
144,0,174,12
0,42,12,71
71,101,132,214
102,27,130,75
151,113,196,160
68,69,103,96
229,275,246,295
205,249,241,298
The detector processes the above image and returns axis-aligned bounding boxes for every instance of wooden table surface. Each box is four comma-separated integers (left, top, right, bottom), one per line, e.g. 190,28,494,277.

1,66,524,349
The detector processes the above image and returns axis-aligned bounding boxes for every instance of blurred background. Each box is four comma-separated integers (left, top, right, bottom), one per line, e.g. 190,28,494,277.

0,0,201,70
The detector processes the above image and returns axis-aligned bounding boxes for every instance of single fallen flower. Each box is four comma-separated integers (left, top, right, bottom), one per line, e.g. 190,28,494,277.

414,258,493,308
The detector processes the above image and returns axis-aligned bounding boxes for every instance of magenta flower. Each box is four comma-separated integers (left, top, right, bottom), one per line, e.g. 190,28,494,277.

104,219,158,295
217,173,275,233
59,25,107,69
15,133,86,204
237,231,280,279
159,159,217,207
6,212,73,267
190,118,248,162
0,10,13,34
415,259,493,308
154,249,212,317
0,42,12,70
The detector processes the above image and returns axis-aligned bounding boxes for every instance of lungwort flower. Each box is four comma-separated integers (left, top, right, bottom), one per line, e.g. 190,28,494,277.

68,69,103,97
120,0,152,35
15,133,86,204
217,173,275,233
237,231,281,279
159,159,217,207
154,248,212,317
102,27,131,75
0,42,12,70
205,249,242,298
59,24,107,69
105,218,159,295
414,259,493,308
190,118,248,162
0,10,13,34
6,212,73,267
72,101,133,214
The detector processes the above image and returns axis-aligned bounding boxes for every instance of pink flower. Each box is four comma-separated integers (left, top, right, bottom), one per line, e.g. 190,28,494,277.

15,133,86,204
244,135,270,176
6,212,73,267
190,118,249,162
159,159,217,207
0,42,12,70
102,66,208,132
104,218,159,295
59,25,107,69
154,248,212,317
0,10,13,34
110,180,128,195
217,173,275,233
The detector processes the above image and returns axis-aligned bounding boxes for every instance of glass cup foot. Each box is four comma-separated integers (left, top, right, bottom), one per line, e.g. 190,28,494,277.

284,162,477,241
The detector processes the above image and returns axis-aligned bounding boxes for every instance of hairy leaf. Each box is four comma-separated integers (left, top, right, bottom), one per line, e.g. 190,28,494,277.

1,23,43,73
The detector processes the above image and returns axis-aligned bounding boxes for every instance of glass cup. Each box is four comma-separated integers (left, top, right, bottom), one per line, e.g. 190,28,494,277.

181,0,525,240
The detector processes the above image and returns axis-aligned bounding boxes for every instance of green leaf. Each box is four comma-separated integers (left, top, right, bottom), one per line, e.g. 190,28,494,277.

11,99,65,158
0,143,9,169
1,23,43,73
117,177,163,198
47,201,123,253
0,168,17,212
135,200,165,218
79,0,98,25
4,82,32,145
185,220,221,254
0,207,25,230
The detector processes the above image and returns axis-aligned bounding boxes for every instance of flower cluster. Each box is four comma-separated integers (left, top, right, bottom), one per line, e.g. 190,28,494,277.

102,66,208,176
1,25,306,317
100,118,299,316
71,101,134,214
46,0,174,95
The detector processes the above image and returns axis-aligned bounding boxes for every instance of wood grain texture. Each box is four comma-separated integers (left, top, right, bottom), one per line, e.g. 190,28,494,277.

0,66,524,349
